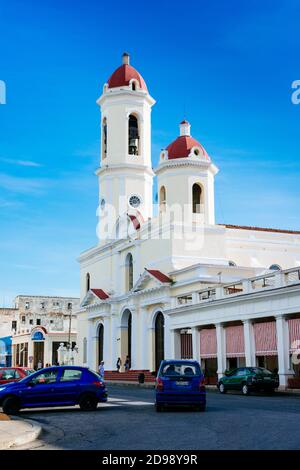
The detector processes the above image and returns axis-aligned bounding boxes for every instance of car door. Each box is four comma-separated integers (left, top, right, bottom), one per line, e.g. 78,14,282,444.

235,368,246,389
21,369,59,407
225,369,237,389
53,368,83,405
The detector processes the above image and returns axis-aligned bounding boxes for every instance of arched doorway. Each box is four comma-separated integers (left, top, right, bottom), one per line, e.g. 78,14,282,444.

155,312,165,372
98,323,104,366
121,309,132,367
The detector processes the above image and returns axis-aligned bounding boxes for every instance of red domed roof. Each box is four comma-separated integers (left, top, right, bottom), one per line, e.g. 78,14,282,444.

166,135,209,160
107,64,148,91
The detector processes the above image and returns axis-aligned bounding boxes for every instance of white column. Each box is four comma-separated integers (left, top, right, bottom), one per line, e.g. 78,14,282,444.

243,320,256,367
164,314,172,360
131,310,139,370
276,315,292,389
139,308,148,369
103,316,111,369
170,329,181,359
109,314,118,371
216,323,226,379
192,327,200,362
87,320,97,371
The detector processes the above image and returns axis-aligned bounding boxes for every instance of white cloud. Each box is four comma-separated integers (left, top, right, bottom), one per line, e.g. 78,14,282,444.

0,157,42,167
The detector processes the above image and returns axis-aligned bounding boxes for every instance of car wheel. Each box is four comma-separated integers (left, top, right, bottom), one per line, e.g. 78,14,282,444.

242,383,249,396
219,382,227,394
2,396,21,415
79,393,98,411
155,403,163,412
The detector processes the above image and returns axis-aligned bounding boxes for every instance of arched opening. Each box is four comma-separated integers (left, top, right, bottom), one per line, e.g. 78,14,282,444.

98,324,104,366
102,117,107,159
229,261,237,267
125,253,133,291
159,186,166,212
128,114,139,155
121,309,132,368
155,312,165,372
192,183,202,214
86,273,90,293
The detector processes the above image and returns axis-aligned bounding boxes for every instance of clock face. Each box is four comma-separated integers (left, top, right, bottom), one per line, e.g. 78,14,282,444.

129,195,141,208
100,198,106,210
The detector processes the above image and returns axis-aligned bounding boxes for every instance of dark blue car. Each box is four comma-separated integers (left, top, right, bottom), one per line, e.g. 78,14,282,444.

155,360,206,412
0,366,107,414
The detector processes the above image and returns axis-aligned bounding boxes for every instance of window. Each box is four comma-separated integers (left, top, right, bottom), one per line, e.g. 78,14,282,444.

36,319,41,326
53,301,60,307
269,264,281,271
159,186,166,212
86,273,90,292
31,370,58,385
25,302,30,310
129,195,141,208
12,320,17,330
192,183,202,214
161,362,201,377
128,114,139,155
60,369,82,382
29,319,33,325
40,302,45,309
21,316,26,323
125,253,133,291
67,302,72,310
102,117,107,159
229,261,237,267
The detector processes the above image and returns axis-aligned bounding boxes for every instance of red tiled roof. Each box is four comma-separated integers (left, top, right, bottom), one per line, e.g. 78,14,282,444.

222,224,300,235
91,289,109,300
146,269,172,283
107,64,148,91
166,135,209,160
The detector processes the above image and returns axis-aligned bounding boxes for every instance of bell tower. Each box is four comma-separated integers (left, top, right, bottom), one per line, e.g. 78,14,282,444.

96,53,155,242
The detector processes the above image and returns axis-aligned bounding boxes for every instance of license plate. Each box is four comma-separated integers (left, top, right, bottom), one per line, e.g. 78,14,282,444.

264,377,271,381
176,381,189,386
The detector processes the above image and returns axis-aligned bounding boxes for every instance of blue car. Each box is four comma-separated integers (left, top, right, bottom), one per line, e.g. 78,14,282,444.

0,366,107,414
155,360,206,412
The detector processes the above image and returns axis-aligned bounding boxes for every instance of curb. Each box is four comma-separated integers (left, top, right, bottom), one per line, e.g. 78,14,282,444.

106,380,155,389
0,417,42,450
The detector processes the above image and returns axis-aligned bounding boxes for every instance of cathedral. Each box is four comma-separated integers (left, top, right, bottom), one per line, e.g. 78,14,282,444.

77,53,300,389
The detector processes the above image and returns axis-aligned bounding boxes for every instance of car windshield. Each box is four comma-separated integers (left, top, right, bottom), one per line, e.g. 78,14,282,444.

251,367,273,375
161,362,201,377
25,369,35,376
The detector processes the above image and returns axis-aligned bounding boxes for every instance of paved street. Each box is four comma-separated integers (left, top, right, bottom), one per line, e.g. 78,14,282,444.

12,386,300,450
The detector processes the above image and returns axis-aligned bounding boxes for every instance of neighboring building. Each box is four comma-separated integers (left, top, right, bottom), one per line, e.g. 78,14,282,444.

0,307,18,366
0,295,79,369
77,53,300,389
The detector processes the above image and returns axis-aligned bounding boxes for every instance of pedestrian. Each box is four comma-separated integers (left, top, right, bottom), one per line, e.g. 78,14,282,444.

116,357,122,372
124,355,131,372
37,359,43,370
98,361,105,379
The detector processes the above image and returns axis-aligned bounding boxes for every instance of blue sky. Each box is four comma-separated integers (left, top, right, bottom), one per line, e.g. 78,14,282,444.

0,0,299,305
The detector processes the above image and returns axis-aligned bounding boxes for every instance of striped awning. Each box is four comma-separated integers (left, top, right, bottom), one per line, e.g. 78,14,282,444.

288,318,300,352
180,332,193,359
200,328,217,358
254,321,277,356
225,325,245,358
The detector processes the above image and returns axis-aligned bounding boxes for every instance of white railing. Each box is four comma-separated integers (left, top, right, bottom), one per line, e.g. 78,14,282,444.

175,266,300,307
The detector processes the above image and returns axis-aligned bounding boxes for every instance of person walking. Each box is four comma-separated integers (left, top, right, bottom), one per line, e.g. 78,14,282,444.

116,357,122,372
98,361,105,379
37,359,43,370
124,356,131,372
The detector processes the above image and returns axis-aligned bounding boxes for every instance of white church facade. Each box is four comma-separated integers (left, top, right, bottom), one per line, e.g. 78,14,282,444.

77,53,300,389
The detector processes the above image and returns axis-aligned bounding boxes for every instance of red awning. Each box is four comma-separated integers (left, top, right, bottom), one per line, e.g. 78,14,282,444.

225,325,245,358
254,321,277,356
288,318,300,351
200,328,217,358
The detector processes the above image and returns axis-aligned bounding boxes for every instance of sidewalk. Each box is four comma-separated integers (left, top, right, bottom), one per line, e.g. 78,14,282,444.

0,414,42,450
